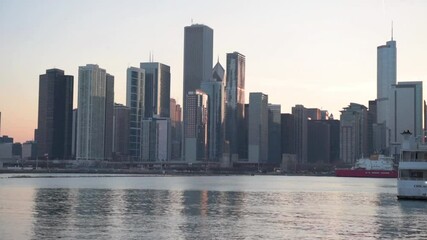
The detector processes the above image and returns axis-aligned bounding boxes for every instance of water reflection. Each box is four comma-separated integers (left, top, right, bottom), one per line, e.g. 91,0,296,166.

19,183,427,239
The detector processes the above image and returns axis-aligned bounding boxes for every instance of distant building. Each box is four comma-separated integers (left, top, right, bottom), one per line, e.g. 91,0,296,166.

248,92,268,164
140,62,171,118
307,108,321,120
292,105,308,163
281,114,296,155
22,141,37,160
201,63,225,161
389,81,423,155
225,52,246,161
376,38,397,151
76,64,113,160
170,98,182,160
71,109,78,158
367,100,377,155
126,67,145,161
184,90,208,162
0,135,13,144
36,68,73,159
12,143,22,159
113,104,130,160
0,143,12,159
340,103,368,164
141,118,171,162
268,104,281,164
104,74,115,160
307,120,330,163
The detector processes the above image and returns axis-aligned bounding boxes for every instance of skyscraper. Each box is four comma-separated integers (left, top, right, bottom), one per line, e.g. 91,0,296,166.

225,52,246,161
141,118,171,162
292,105,308,163
76,64,113,160
248,92,268,164
268,104,281,164
389,81,423,155
170,98,182,160
140,62,171,118
376,38,397,150
126,67,145,161
184,90,208,162
36,69,73,160
201,61,225,161
113,103,130,161
340,103,368,164
104,74,115,160
183,24,213,110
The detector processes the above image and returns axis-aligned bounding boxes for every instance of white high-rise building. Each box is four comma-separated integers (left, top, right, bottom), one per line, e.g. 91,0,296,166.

126,67,145,161
389,81,423,155
376,38,397,151
76,64,107,160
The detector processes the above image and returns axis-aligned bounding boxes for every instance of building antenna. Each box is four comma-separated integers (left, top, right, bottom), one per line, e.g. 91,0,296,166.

391,21,394,41
191,18,193,25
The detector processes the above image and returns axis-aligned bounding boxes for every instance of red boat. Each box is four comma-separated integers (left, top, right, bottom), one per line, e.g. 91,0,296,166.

335,155,398,178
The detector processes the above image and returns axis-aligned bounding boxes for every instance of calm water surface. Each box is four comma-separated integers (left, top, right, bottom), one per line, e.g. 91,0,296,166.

0,174,426,239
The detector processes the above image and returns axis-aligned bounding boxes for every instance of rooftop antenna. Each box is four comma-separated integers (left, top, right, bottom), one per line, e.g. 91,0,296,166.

191,18,193,25
391,21,394,41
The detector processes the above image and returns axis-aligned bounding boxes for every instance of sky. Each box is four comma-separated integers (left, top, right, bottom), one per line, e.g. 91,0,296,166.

1,0,427,143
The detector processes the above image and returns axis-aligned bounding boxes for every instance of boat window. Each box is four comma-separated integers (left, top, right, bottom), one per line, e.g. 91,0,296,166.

400,170,426,180
402,152,411,161
410,171,423,180
399,170,410,179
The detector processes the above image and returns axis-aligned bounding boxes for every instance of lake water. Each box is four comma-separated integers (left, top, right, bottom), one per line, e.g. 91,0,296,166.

0,174,426,239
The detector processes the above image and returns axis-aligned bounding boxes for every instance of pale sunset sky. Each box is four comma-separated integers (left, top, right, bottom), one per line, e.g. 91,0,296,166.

1,0,427,142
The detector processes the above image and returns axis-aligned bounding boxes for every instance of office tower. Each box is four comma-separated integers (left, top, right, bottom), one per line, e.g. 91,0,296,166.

281,113,296,155
292,105,308,163
306,108,321,120
184,90,208,162
113,103,130,160
126,67,145,161
0,143,12,159
140,62,171,118
307,120,330,163
170,98,182,160
141,118,171,162
225,52,246,161
22,141,37,160
248,92,268,163
340,103,368,164
36,69,73,160
104,74,115,160
367,100,377,155
376,38,397,150
71,109,78,158
268,104,281,164
320,110,329,120
389,81,423,155
183,24,213,111
0,135,13,143
76,64,112,160
12,143,22,158
201,62,225,161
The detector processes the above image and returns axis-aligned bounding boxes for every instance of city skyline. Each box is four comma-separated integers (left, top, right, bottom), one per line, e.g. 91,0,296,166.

1,0,427,142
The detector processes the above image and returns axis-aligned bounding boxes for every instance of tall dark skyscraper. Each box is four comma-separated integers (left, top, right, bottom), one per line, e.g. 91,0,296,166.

141,62,171,118
113,103,130,160
225,52,246,161
183,24,213,110
104,74,115,160
36,69,73,159
292,105,308,164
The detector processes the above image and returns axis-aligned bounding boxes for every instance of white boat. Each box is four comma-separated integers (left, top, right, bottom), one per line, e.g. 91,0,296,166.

397,130,427,200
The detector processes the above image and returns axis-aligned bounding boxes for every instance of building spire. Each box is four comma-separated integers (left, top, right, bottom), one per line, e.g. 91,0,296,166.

391,21,394,41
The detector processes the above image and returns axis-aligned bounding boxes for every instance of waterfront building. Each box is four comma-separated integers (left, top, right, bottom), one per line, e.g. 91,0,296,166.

281,113,296,156
306,108,321,120
76,64,114,160
141,118,171,162
184,90,208,162
0,135,13,144
170,98,182,160
225,52,246,161
376,37,397,151
340,103,368,164
71,109,78,158
201,62,225,161
0,143,12,159
307,119,340,164
126,67,145,161
36,69,73,159
389,81,423,155
367,100,377,155
113,103,130,160
292,105,308,163
140,62,171,118
22,141,37,160
248,92,268,164
268,104,281,164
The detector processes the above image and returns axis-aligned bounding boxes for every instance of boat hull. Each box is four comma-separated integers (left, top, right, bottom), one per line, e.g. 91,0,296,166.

335,169,397,178
397,180,427,200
